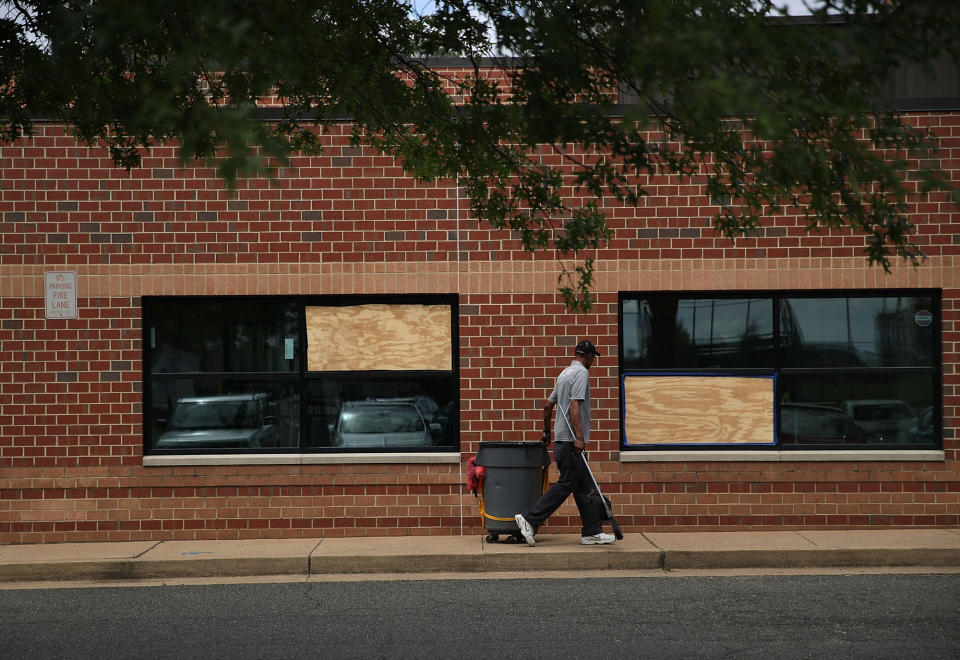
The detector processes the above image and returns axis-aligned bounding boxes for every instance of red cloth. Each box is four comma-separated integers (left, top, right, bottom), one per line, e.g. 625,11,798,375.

466,457,486,493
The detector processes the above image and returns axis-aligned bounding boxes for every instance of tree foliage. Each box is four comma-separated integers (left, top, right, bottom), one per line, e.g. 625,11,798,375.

2,0,959,310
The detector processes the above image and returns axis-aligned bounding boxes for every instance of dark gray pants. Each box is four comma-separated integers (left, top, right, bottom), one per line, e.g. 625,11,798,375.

520,442,601,537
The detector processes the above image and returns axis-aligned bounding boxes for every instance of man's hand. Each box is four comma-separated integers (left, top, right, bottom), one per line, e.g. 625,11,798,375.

574,436,586,453
541,399,556,447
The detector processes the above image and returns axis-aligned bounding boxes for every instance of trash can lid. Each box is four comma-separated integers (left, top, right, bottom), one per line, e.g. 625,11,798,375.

475,441,551,467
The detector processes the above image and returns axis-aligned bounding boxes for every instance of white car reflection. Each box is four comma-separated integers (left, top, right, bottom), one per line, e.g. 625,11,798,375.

841,399,916,444
780,403,865,445
156,393,277,449
334,401,438,448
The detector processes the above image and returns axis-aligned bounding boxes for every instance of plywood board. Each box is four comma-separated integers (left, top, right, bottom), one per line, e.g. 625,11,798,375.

307,304,452,371
623,375,774,445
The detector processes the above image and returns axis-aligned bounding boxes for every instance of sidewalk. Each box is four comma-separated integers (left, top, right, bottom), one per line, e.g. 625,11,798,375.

2,529,960,583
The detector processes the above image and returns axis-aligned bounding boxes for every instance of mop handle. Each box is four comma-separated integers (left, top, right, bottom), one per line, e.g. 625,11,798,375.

557,401,612,512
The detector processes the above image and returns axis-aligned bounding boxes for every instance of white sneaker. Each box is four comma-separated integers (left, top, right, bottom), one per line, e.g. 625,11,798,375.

581,533,616,545
514,513,536,546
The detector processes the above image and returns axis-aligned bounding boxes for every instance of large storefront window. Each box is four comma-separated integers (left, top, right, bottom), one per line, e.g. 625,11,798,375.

144,295,459,454
620,290,940,450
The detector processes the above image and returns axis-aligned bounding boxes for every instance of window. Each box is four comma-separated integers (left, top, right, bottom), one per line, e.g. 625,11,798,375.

619,290,940,450
144,295,459,454
623,297,774,369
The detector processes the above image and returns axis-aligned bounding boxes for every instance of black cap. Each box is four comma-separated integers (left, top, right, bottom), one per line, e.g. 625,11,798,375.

575,340,601,357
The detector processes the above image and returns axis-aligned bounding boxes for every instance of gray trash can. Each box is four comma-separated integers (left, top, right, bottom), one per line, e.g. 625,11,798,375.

475,441,551,543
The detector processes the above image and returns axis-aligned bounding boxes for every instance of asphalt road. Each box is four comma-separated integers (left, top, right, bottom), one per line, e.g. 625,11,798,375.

2,574,959,658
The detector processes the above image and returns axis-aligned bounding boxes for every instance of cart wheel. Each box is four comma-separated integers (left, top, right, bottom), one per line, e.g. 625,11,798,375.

506,533,523,544
485,534,499,543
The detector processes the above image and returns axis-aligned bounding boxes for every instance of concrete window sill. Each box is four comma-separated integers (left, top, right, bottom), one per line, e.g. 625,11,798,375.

143,452,461,467
620,449,946,462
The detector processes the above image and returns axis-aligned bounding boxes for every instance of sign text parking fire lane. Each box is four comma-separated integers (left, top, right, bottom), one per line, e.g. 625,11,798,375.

45,271,78,319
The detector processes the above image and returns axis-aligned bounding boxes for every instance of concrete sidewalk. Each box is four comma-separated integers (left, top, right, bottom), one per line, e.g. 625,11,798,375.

2,529,960,583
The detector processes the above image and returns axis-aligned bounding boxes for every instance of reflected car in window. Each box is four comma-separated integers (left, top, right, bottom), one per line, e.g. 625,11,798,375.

841,399,916,444
909,406,936,444
369,396,442,424
779,403,866,445
333,401,437,448
156,393,278,449
399,396,440,417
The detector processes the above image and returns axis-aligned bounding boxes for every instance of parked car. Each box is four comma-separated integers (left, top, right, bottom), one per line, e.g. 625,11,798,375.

333,400,438,448
155,393,278,449
779,403,866,445
841,399,916,444
370,396,441,422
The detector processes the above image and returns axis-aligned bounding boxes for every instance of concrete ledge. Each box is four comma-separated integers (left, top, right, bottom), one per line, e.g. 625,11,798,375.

308,535,663,574
0,558,311,583
621,450,946,462
144,449,947,467
143,452,461,467
307,551,664,574
0,538,320,582
662,548,960,570
301,452,460,465
649,529,960,569
3,530,959,583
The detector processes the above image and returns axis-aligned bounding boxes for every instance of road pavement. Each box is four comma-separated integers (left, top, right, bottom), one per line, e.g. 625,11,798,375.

3,574,960,658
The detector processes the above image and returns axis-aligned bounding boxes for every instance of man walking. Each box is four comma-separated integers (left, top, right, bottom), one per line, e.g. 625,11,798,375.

514,339,616,546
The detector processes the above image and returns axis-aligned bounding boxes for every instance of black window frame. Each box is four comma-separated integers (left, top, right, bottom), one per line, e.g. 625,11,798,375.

142,294,460,455
618,289,942,451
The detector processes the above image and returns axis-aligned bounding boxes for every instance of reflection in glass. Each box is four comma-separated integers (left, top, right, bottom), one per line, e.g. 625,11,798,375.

779,403,866,445
168,397,260,430
306,377,457,449
780,296,934,367
779,373,936,446
150,378,299,449
340,404,424,434
335,402,435,447
150,299,299,373
623,298,773,368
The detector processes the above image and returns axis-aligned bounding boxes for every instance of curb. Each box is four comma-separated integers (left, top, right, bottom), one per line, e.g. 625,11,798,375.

0,558,311,583
4,547,960,583
308,549,664,574
661,548,960,570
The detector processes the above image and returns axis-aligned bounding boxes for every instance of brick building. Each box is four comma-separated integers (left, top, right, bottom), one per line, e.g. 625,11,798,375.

1,58,958,544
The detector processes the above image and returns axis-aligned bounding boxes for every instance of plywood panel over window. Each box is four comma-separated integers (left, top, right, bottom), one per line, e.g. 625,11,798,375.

307,304,452,371
622,375,775,446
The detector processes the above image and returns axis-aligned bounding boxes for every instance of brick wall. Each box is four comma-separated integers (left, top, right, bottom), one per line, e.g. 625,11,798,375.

1,114,958,544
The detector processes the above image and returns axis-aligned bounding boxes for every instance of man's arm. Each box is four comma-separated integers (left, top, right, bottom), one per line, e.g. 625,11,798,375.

569,398,585,452
541,399,555,444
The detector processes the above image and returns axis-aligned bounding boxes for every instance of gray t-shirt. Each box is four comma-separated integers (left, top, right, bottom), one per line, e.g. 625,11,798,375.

548,360,591,443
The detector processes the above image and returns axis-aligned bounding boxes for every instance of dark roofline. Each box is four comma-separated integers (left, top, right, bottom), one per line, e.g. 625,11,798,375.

881,97,960,112
24,93,959,126
247,96,960,123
